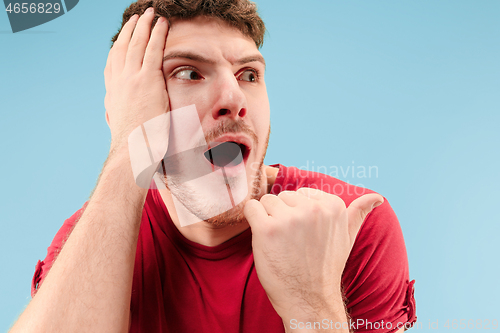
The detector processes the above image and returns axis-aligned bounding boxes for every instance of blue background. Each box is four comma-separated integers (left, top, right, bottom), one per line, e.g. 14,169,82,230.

1,0,499,331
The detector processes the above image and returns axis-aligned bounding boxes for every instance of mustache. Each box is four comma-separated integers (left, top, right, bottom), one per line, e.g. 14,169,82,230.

202,119,258,147
159,119,257,182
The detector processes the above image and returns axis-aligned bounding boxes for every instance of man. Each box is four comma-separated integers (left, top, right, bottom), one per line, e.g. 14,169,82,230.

11,0,416,332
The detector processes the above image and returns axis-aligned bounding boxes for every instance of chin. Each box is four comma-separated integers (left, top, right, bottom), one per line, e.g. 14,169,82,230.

204,164,265,228
204,199,248,228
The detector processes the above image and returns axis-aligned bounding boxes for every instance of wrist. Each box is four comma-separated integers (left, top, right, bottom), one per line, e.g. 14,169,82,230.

281,294,348,333
108,139,130,161
92,144,148,200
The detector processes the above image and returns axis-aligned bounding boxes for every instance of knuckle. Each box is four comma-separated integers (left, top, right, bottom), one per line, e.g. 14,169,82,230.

128,38,140,49
308,201,324,217
331,195,346,210
297,187,309,194
130,34,146,48
111,43,125,53
288,213,302,228
262,222,279,238
277,190,295,198
260,193,274,203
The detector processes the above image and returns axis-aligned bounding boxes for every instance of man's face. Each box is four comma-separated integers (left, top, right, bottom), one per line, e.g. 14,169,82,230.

160,16,270,226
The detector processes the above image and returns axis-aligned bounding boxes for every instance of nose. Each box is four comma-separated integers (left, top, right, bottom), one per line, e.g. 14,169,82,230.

211,72,247,120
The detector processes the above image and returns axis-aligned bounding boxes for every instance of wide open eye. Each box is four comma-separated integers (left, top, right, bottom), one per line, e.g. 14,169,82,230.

238,69,258,82
174,68,203,80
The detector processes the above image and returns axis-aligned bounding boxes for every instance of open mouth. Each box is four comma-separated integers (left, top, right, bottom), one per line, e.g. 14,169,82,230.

204,141,249,168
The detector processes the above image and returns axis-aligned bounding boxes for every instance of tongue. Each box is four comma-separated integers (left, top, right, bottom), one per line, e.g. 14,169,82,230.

204,142,243,168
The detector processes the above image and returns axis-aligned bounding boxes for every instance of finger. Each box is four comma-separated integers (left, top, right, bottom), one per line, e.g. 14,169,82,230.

277,190,303,207
104,47,112,89
259,194,290,217
296,187,346,209
115,14,139,45
111,14,139,75
296,187,325,200
143,16,169,71
244,199,270,230
125,7,156,72
346,193,384,244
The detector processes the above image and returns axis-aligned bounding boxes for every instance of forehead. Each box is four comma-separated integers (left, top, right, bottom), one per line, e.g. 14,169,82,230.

165,16,261,63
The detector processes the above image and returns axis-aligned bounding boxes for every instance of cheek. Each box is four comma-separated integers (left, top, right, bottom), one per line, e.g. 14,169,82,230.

249,112,270,158
249,96,270,137
165,80,211,113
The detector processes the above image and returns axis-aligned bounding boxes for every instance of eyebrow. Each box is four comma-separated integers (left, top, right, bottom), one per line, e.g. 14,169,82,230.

235,55,266,68
162,51,266,69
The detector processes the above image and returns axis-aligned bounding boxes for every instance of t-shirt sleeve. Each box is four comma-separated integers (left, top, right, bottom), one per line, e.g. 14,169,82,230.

342,198,417,332
31,202,88,298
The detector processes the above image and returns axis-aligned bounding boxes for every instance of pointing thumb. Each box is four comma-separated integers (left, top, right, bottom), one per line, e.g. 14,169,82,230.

346,193,384,245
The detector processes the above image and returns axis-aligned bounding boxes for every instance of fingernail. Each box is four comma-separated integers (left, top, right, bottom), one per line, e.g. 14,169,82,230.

372,201,383,209
146,7,154,14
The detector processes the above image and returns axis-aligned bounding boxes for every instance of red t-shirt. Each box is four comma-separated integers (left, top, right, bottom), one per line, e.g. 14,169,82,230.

32,164,416,332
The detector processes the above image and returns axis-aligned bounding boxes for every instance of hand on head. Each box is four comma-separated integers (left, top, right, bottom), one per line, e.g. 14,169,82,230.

104,8,170,153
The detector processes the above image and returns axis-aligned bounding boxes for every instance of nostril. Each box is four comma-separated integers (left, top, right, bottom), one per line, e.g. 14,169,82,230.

216,108,245,118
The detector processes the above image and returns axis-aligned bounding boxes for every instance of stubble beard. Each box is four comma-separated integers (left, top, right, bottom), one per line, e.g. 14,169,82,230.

203,154,266,227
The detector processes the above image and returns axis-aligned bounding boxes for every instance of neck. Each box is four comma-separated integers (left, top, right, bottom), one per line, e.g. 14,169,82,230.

158,164,279,247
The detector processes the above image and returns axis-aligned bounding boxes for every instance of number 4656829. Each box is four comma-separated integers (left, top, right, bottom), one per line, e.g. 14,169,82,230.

443,319,498,330
5,3,61,14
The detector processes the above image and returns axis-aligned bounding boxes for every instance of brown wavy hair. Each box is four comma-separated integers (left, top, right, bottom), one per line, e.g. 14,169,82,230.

111,0,266,48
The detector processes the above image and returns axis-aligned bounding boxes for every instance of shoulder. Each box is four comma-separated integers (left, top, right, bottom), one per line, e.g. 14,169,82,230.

270,164,376,205
31,201,89,297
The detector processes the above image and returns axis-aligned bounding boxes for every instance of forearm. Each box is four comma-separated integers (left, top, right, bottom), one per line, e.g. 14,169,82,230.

11,147,147,333
283,293,351,333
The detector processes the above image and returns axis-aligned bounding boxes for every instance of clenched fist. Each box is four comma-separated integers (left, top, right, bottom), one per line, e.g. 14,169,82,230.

244,187,383,327
104,8,170,152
